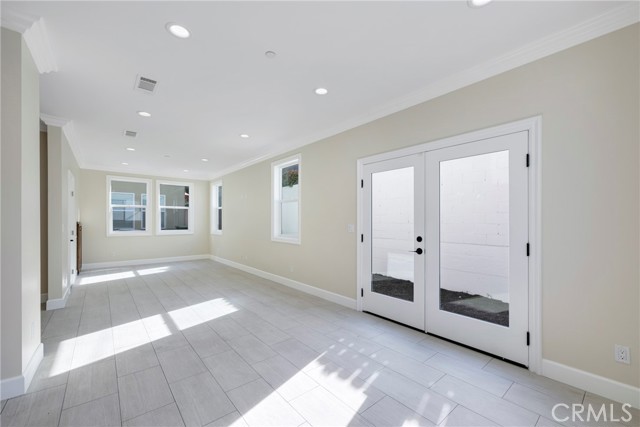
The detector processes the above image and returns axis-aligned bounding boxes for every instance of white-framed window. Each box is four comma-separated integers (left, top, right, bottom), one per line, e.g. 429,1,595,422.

156,180,194,235
272,154,301,244
107,176,152,236
211,181,222,235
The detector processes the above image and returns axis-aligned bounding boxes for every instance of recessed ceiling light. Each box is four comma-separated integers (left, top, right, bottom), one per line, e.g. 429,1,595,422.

315,87,328,95
201,158,208,162
126,147,135,151
183,169,189,172
121,162,129,166
240,134,249,139
265,51,277,58
468,0,493,7
166,23,190,39
137,111,151,118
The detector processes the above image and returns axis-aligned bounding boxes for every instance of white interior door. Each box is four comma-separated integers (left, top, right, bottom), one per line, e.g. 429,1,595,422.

362,154,425,330
425,131,529,365
68,170,77,286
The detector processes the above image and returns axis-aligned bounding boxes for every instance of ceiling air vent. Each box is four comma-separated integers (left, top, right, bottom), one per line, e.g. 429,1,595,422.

134,75,158,94
124,130,137,137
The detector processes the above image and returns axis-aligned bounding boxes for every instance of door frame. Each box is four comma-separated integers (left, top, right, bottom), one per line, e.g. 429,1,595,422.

68,169,77,287
356,116,542,373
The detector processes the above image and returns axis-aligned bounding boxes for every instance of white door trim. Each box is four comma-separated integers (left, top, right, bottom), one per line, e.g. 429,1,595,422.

356,116,542,373
68,170,77,287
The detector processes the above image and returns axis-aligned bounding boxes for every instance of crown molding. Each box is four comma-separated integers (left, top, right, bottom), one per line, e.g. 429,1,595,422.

0,8,33,33
40,114,70,128
40,114,84,167
40,113,74,149
2,9,57,73
208,2,640,181
23,18,58,73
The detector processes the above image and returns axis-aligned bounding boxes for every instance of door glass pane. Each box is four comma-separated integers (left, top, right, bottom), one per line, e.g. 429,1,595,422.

439,150,509,326
371,167,414,302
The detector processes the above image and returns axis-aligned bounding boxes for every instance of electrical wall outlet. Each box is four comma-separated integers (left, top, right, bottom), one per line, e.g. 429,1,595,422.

615,345,630,364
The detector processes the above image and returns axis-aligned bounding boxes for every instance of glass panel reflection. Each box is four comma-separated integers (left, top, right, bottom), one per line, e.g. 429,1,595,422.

439,150,510,326
371,167,414,302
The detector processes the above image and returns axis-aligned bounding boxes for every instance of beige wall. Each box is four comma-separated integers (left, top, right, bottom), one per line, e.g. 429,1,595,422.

1,27,42,381
79,170,209,265
47,126,80,301
211,25,639,387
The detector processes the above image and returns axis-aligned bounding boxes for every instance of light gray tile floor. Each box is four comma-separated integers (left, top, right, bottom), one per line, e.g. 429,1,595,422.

3,260,635,426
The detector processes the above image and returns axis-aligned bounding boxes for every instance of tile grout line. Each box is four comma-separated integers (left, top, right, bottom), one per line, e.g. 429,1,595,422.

123,274,187,427
57,286,86,424
105,279,125,426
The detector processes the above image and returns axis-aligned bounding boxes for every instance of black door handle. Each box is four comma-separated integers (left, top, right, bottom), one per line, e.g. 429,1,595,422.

411,248,423,255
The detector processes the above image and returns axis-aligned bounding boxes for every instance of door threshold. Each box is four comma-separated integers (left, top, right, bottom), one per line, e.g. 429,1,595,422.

363,311,424,333
426,332,528,370
363,311,528,370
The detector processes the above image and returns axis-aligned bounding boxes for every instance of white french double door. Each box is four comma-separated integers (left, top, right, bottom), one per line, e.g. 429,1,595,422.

361,130,530,365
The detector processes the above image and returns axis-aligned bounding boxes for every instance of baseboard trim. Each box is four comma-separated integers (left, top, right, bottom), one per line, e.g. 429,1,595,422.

211,256,357,309
46,286,70,310
23,343,43,394
0,343,43,400
40,293,48,304
83,254,210,271
542,359,640,409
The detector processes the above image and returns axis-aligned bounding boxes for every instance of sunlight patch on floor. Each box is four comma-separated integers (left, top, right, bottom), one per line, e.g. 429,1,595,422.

44,296,238,375
76,271,135,285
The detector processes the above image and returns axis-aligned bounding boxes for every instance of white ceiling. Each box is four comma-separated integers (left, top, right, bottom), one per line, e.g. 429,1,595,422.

2,1,636,180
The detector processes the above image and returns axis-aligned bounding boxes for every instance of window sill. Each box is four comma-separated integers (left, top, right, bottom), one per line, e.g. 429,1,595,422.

157,230,194,236
271,235,301,245
107,231,152,237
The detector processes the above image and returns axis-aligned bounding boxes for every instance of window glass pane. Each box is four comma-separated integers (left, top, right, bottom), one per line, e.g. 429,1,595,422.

160,184,189,207
112,208,147,231
281,164,298,187
281,165,299,201
217,209,222,231
161,208,189,230
217,186,222,208
281,201,298,236
111,181,147,205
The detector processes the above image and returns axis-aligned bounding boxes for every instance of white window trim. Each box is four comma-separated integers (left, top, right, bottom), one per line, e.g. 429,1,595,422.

211,180,222,235
156,180,195,235
271,154,301,244
106,175,152,237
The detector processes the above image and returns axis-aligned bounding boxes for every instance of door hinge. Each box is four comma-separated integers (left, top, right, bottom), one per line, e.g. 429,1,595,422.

526,154,530,167
360,179,363,188
526,243,530,257
361,288,364,297
526,332,530,346
360,234,364,243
